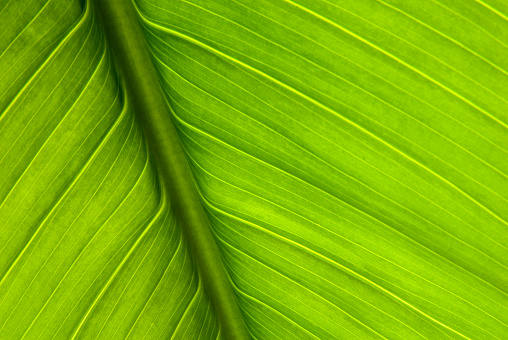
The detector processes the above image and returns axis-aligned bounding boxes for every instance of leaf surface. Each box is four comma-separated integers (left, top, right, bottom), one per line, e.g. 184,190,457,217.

0,1,218,338
1,0,507,339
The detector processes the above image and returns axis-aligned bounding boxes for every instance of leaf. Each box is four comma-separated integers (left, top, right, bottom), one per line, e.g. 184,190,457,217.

1,0,507,339
0,1,218,338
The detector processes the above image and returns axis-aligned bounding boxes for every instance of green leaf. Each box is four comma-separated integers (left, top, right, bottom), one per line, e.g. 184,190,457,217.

1,0,507,339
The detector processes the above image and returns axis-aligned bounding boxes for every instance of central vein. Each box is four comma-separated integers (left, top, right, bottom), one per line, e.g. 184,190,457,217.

93,0,249,338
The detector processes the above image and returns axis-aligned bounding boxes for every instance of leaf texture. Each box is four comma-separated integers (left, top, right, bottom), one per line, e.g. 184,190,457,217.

0,1,218,338
134,0,508,338
1,0,507,339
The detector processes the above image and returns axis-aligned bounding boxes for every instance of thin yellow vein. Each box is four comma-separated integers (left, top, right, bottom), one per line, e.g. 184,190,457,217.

153,43,508,235
0,1,78,98
0,74,123,293
232,282,320,340
173,109,508,294
0,0,16,18
186,129,508,306
0,11,102,192
195,298,211,339
193,0,508,103
430,0,508,49
474,0,508,21
141,21,508,226
11,120,144,337
68,188,166,340
328,0,508,78
201,174,507,334
107,209,176,340
92,201,176,338
0,0,59,60
138,248,195,340
211,204,473,339
190,149,508,326
208,313,220,340
124,230,187,340
7,52,114,232
170,92,508,273
145,7,508,183
169,280,203,340
46,143,156,339
0,46,113,259
141,2,507,157
217,234,400,340
0,0,89,122
157,44,508,242
218,227,430,339
121,237,184,339
24,117,145,339
240,308,285,340
285,0,508,129
0,111,129,336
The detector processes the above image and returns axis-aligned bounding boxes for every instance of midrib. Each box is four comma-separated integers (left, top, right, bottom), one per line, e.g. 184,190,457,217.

93,0,249,338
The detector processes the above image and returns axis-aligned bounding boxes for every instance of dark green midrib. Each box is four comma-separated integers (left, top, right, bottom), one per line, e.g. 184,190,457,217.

93,0,249,338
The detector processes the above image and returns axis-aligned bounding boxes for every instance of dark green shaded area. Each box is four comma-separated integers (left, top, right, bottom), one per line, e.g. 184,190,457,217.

93,0,249,338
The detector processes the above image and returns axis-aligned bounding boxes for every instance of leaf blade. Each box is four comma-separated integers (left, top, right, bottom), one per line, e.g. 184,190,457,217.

135,0,508,338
